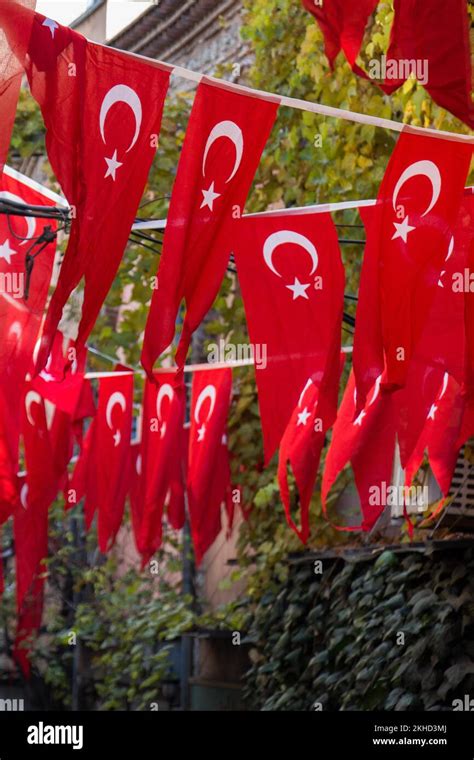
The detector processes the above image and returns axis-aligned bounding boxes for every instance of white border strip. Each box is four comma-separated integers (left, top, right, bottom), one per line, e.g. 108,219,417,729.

130,198,376,231
84,347,353,378
103,42,474,143
132,219,167,231
3,165,68,207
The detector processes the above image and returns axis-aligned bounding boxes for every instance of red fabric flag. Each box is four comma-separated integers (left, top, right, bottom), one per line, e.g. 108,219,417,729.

302,0,378,73
0,166,57,517
22,384,58,511
353,128,472,411
8,11,172,370
165,424,187,532
404,372,465,496
13,474,48,677
459,193,474,398
188,368,233,564
394,360,446,470
132,374,185,564
278,353,345,543
380,0,474,129
141,80,279,377
0,528,4,598
14,386,55,677
322,371,397,531
69,421,98,528
94,374,133,552
234,209,344,463
0,1,37,175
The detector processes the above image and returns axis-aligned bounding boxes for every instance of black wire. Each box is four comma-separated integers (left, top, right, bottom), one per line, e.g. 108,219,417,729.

138,195,171,210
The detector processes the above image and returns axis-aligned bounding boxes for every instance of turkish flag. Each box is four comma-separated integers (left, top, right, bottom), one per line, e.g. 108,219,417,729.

394,360,447,469
13,473,48,677
188,368,233,564
93,374,133,552
14,386,55,676
404,372,465,497
30,334,89,415
132,374,185,564
0,166,57,517
459,193,474,398
165,423,187,532
0,1,37,175
278,353,345,543
141,80,279,377
381,0,474,129
69,421,98,529
322,371,397,531
14,11,171,371
301,0,378,73
409,192,471,389
234,209,344,463
21,383,58,512
353,128,472,411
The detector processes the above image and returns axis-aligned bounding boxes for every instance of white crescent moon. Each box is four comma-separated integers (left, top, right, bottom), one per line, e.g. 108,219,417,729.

392,160,441,217
353,373,382,410
202,120,243,183
156,383,174,421
25,390,42,426
194,385,217,424
263,230,318,278
445,236,454,262
20,483,28,509
0,190,36,245
105,391,126,430
368,374,382,406
439,372,449,400
100,84,142,153
298,378,313,408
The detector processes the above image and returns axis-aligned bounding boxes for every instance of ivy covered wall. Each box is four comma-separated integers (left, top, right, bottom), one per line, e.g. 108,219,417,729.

244,544,474,710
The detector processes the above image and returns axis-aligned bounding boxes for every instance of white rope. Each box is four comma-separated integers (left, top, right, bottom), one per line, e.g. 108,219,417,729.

84,347,353,379
99,42,474,144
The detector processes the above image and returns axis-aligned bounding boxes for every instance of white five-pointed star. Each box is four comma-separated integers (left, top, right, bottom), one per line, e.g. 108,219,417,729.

42,18,59,38
353,409,366,426
200,181,220,211
438,270,446,288
104,149,123,181
113,430,121,447
197,424,206,442
297,407,311,426
427,404,438,420
286,276,310,300
392,216,415,243
159,422,167,439
0,238,17,265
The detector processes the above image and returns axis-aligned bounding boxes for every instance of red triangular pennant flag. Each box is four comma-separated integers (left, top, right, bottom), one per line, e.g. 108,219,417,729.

10,10,171,370
188,368,232,564
353,128,472,410
141,80,279,377
234,209,344,463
